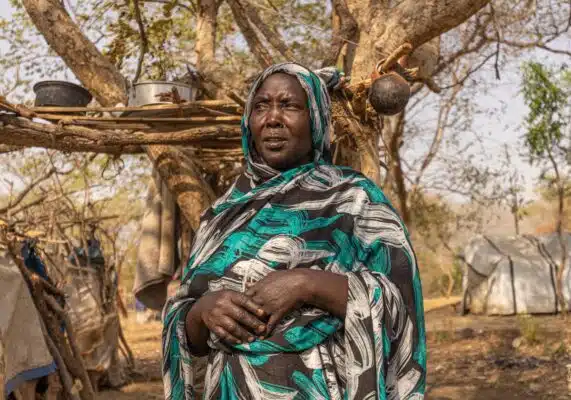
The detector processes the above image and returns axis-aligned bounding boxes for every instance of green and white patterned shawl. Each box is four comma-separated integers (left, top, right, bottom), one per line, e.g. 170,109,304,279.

162,63,426,400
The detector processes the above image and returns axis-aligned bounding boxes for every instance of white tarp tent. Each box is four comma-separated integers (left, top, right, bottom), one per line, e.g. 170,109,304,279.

0,250,56,399
462,233,571,315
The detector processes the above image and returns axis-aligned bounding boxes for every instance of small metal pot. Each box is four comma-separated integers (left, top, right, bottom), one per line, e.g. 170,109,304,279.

127,81,196,107
33,81,93,107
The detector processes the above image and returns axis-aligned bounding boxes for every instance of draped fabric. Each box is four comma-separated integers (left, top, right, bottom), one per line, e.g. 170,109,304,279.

162,63,426,400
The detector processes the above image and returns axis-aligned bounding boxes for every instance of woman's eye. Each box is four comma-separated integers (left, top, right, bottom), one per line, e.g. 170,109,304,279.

254,102,269,111
283,103,300,110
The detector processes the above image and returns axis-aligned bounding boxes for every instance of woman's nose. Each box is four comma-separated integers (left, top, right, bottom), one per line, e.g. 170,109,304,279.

265,105,283,126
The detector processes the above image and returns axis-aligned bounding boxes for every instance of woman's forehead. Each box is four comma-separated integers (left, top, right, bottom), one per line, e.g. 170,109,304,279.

254,73,307,99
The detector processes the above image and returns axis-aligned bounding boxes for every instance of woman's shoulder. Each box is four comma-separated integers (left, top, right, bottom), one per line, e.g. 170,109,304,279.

312,164,390,202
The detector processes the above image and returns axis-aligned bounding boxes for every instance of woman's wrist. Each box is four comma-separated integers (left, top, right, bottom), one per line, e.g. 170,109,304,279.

291,269,318,304
295,269,348,318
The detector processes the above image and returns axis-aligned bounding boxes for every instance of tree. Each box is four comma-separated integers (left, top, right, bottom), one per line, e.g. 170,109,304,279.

0,150,147,277
521,61,571,312
0,0,569,237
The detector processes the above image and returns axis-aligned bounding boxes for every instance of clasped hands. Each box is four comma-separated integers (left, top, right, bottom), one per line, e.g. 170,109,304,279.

192,269,310,345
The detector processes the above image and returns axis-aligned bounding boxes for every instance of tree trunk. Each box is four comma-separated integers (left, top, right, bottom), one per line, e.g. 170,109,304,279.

381,113,410,224
345,0,490,80
21,0,217,231
145,145,216,230
195,0,219,75
22,0,127,107
556,183,567,314
336,0,464,221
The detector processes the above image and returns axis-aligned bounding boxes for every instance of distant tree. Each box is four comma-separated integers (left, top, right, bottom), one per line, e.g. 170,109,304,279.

501,145,529,236
521,61,571,312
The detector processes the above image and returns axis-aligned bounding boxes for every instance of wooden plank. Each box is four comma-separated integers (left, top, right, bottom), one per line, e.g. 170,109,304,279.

31,100,242,114
34,114,242,124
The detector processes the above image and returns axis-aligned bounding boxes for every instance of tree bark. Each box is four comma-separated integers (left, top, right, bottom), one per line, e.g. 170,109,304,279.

0,116,241,154
145,145,216,230
240,0,296,62
383,113,410,224
227,0,274,68
346,0,490,80
195,0,220,75
21,0,127,107
322,0,359,72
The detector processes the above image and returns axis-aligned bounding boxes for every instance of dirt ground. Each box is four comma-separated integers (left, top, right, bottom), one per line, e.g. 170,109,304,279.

99,308,571,399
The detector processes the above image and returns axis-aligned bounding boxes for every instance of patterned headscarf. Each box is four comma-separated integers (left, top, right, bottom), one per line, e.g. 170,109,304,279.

241,63,334,181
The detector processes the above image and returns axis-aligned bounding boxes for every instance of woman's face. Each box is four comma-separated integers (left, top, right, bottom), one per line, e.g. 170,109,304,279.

249,73,313,170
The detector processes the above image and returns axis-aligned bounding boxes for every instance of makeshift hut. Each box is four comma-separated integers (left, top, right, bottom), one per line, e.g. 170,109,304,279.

0,246,60,400
461,233,571,315
0,236,96,400
45,238,128,389
0,214,132,399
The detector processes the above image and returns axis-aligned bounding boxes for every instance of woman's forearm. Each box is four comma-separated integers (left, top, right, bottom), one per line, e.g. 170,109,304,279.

184,303,210,357
301,269,348,319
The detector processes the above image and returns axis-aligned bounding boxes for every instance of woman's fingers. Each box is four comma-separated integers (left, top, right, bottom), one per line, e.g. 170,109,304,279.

231,291,267,319
226,303,266,335
211,325,241,345
217,315,256,343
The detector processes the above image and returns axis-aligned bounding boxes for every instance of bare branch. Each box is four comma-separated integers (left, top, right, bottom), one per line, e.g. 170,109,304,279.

241,0,296,62
438,51,497,90
0,166,57,214
495,38,571,56
412,83,462,187
227,0,274,68
131,0,149,83
322,0,358,69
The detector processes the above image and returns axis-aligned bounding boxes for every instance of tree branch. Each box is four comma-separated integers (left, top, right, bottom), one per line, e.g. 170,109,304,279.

438,51,497,90
0,145,22,153
142,0,194,12
145,145,216,229
227,0,274,68
195,0,219,73
131,0,149,83
0,115,241,154
241,0,296,61
22,0,127,106
322,0,359,70
493,38,571,56
412,82,462,188
0,166,57,214
374,0,491,60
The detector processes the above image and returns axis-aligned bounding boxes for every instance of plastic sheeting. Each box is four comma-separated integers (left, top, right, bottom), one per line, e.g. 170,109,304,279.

0,251,56,397
462,234,571,315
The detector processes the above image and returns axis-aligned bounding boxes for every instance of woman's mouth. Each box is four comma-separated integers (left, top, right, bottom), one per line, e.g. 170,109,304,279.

263,137,287,150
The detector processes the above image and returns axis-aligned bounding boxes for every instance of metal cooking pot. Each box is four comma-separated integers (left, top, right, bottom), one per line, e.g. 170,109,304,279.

127,81,196,107
33,81,93,108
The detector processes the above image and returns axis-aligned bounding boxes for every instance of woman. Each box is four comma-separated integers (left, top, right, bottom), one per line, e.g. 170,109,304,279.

162,63,426,400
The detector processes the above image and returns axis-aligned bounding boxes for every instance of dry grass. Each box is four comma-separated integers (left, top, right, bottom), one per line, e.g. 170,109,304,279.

97,317,163,400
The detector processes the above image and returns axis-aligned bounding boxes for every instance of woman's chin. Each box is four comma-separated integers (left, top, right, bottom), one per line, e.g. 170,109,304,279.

262,153,312,171
262,153,291,170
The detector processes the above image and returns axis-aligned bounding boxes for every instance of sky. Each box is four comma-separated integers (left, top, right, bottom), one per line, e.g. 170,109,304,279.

0,0,569,202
